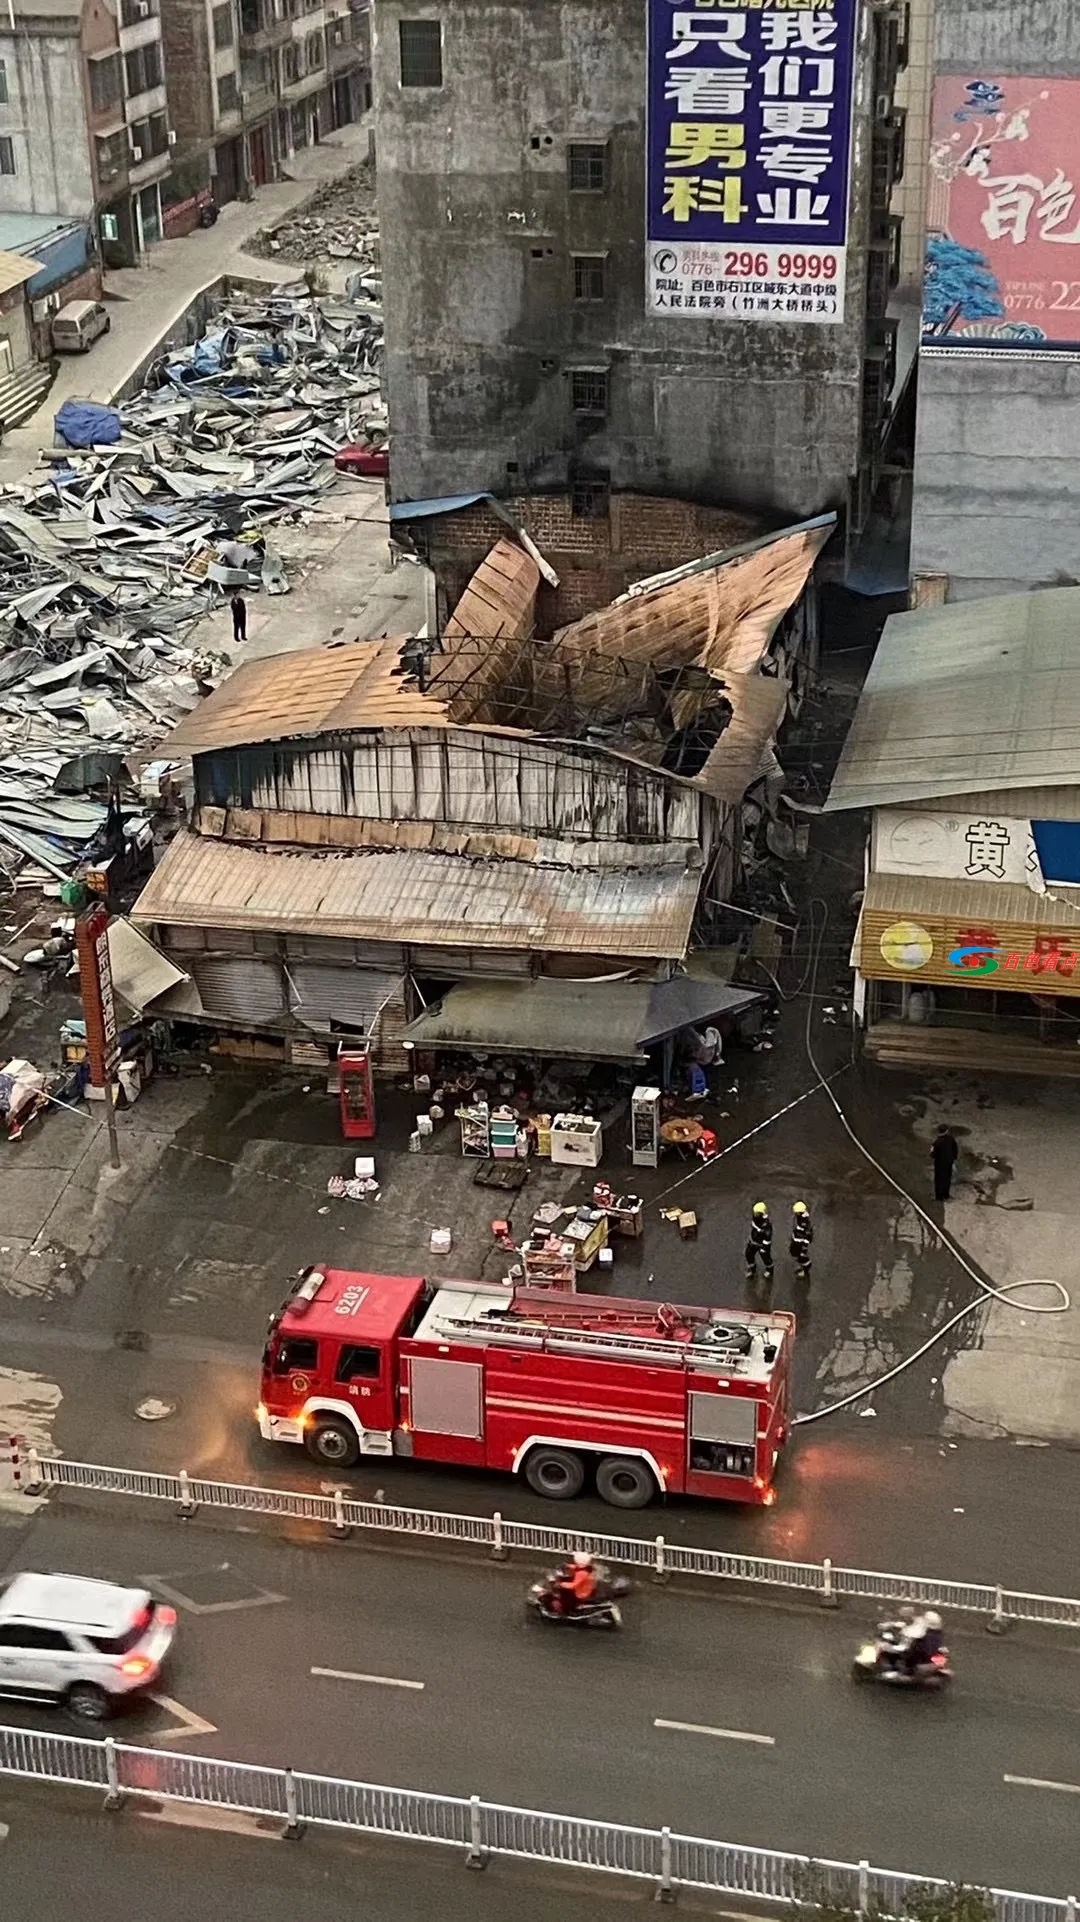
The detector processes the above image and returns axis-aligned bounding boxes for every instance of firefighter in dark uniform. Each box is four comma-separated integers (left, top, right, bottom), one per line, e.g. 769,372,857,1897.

790,1200,813,1282
745,1201,774,1285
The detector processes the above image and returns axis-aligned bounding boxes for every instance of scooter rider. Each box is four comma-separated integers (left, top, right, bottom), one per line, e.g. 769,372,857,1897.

745,1202,774,1284
556,1551,598,1616
790,1201,813,1279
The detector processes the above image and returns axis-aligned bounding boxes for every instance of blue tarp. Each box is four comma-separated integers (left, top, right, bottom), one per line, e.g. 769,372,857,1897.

54,400,122,449
1032,820,1080,885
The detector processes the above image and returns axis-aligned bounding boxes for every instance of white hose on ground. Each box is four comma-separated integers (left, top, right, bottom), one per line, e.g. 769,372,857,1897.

792,898,1069,1425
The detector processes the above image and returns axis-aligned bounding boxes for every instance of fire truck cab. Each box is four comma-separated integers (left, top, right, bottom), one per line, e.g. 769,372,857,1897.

258,1267,795,1508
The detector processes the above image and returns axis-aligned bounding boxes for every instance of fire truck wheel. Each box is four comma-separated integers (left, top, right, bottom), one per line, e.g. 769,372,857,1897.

595,1456,657,1510
304,1417,361,1468
523,1446,585,1500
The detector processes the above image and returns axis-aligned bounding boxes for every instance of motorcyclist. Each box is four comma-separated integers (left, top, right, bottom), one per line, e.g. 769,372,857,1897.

898,1605,931,1674
745,1202,774,1285
555,1550,597,1616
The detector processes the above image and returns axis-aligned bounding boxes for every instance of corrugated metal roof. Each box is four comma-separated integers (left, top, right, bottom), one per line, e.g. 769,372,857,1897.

0,250,43,294
162,639,447,754
863,869,1080,928
826,587,1080,813
900,786,1080,822
133,832,702,959
443,539,538,645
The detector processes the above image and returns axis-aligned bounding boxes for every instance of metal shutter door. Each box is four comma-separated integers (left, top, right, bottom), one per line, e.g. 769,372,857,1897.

189,957,286,1024
408,1357,483,1438
689,1392,757,1446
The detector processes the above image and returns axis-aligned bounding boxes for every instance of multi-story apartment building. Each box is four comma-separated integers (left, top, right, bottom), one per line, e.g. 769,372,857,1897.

0,0,172,262
162,0,369,208
373,0,907,581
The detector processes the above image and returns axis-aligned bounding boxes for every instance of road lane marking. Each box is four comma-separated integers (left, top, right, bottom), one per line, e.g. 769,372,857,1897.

654,1718,774,1746
311,1666,425,1691
1004,1774,1080,1796
146,1693,218,1743
140,1804,282,1837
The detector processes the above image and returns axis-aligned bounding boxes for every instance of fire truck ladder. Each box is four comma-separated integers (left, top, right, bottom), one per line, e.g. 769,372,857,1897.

435,1312,760,1370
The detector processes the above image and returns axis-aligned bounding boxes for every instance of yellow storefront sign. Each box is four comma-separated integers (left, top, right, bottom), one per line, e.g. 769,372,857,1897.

860,909,1080,996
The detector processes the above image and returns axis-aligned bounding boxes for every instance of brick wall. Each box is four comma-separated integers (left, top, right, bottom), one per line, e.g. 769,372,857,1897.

161,0,213,150
409,492,761,631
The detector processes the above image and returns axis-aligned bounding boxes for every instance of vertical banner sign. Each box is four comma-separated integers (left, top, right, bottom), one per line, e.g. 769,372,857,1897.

75,906,118,1090
646,0,858,323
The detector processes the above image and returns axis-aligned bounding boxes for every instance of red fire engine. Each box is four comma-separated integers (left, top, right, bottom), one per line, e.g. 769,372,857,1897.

258,1268,795,1508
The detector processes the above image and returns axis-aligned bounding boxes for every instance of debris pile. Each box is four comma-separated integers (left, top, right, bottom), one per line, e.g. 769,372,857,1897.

0,291,386,874
254,162,379,269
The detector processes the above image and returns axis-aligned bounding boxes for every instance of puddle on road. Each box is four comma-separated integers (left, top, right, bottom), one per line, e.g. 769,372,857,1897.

0,1364,61,1514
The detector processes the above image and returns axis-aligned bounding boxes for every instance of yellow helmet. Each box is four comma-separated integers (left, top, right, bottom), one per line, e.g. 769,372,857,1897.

753,1201,769,1217
793,1200,808,1215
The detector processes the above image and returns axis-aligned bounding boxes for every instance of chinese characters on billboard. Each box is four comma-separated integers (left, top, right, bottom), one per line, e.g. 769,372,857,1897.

645,0,858,323
925,77,1080,347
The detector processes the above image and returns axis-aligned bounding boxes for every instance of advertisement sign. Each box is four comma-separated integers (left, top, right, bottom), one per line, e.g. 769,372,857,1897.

645,0,858,323
925,77,1080,347
860,909,1080,996
872,810,1044,891
75,905,119,1088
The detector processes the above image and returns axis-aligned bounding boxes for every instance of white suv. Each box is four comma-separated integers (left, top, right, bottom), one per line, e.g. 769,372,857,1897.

0,1573,177,1720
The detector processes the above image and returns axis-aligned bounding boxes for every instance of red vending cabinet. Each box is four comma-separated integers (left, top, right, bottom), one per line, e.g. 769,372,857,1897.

338,1046,376,1139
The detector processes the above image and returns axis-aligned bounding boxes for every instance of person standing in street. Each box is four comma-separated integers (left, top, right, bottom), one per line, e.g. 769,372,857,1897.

230,589,247,644
931,1125,959,1201
789,1200,813,1281
745,1201,774,1286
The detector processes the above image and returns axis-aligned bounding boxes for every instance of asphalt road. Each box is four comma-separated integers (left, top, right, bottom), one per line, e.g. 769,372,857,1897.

4,1323,1080,1597
0,1508,1077,1898
0,1781,676,1922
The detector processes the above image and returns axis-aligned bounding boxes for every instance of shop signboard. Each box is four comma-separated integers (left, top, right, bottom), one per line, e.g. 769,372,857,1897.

645,0,858,323
75,905,119,1088
925,76,1080,347
860,908,1080,996
872,810,1043,890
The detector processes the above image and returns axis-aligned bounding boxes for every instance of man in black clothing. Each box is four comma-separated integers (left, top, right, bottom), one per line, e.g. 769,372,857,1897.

745,1202,774,1285
931,1125,959,1201
230,590,247,644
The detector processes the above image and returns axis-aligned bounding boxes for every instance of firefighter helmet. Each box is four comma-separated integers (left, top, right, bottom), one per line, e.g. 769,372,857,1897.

792,1200,809,1215
752,1201,769,1218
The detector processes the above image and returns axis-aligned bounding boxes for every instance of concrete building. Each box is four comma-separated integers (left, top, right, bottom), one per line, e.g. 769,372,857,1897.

162,0,370,211
373,0,908,581
0,0,172,267
911,0,1080,600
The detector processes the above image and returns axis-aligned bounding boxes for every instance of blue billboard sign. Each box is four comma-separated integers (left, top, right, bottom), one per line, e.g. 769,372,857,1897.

646,0,859,323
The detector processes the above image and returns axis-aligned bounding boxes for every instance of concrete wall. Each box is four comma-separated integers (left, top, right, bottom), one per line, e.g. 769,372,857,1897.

0,30,93,217
891,0,934,292
911,0,1080,600
373,0,885,525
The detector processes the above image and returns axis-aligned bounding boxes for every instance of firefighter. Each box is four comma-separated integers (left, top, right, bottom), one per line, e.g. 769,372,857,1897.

745,1202,774,1285
790,1200,813,1282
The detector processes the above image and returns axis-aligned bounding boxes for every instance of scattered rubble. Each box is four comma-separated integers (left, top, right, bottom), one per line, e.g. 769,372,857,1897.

253,161,379,269
0,290,386,877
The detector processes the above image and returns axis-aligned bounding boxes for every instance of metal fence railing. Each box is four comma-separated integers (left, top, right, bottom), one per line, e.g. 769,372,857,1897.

10,1448,1080,1632
0,1722,1073,1916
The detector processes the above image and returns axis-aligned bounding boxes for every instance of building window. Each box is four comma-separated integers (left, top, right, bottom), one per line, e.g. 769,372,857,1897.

305,29,324,69
281,43,299,83
89,53,122,114
570,369,608,416
398,19,442,88
217,70,239,112
571,476,609,519
568,142,607,192
213,3,234,48
0,61,7,106
0,136,15,176
125,42,163,97
120,0,158,23
572,254,605,302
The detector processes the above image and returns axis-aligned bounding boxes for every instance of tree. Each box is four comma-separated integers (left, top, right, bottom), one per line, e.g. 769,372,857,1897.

922,237,1005,332
792,1869,998,1922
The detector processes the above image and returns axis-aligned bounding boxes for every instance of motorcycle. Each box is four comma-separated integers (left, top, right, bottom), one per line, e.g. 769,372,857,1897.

852,1621,953,1690
526,1562,631,1630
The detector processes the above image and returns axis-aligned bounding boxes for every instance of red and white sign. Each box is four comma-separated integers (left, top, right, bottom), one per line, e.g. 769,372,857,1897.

927,76,1080,346
76,906,119,1087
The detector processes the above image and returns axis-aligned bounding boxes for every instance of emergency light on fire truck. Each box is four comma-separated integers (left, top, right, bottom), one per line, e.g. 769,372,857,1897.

258,1267,795,1509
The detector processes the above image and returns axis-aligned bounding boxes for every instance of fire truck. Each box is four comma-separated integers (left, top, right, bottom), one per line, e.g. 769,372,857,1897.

258,1268,796,1509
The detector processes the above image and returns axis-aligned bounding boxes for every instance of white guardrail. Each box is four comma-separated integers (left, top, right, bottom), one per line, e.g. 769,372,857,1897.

0,1723,1075,1917
10,1447,1080,1632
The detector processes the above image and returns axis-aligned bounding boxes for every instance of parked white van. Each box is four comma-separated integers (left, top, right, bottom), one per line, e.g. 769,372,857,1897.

52,299,111,354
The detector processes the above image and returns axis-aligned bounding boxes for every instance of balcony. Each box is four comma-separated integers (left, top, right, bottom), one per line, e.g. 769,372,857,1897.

329,33,363,71
125,83,167,123
239,2,291,51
